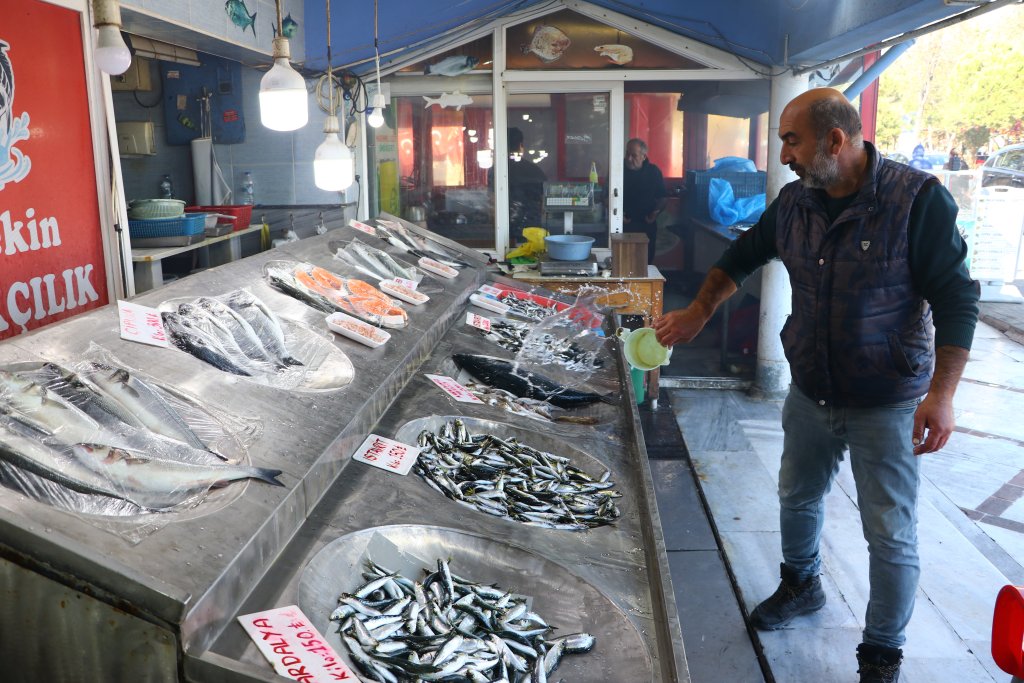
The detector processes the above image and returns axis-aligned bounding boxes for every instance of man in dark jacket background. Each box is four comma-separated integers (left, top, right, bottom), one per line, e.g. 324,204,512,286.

653,88,979,683
623,138,667,265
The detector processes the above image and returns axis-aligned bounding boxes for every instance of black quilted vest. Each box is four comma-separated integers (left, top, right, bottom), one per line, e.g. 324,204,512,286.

775,145,937,407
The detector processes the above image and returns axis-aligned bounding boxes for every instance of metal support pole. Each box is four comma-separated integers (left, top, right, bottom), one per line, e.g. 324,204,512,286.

749,69,806,399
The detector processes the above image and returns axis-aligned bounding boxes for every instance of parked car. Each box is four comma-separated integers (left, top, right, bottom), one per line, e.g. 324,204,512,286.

885,152,909,165
981,143,1024,188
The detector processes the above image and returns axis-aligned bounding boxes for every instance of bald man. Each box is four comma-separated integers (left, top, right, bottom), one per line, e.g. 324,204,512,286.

654,88,978,682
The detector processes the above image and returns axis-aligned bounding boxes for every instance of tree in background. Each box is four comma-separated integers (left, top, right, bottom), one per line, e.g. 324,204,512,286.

876,4,1024,161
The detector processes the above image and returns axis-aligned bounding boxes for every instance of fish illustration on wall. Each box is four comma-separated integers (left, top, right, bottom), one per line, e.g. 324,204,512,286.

273,13,298,40
594,44,633,65
422,91,474,111
522,25,571,63
225,0,257,37
424,55,478,77
0,39,31,192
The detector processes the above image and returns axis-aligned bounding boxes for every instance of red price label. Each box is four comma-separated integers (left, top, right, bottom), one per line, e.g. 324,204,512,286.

465,312,491,332
238,605,357,681
348,219,377,236
352,434,420,475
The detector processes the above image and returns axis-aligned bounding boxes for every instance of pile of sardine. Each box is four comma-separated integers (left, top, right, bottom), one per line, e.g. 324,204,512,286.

479,320,601,372
331,557,595,682
0,362,282,512
415,420,620,530
161,290,304,377
500,292,559,321
464,382,598,426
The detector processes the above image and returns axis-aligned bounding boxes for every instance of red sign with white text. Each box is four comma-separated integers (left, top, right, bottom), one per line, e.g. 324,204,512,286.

0,0,108,340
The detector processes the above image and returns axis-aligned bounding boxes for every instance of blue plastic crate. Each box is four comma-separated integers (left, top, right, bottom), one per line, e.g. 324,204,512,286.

686,170,766,220
128,213,206,239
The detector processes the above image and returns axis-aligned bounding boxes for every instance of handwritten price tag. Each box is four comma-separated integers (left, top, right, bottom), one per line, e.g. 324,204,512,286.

393,277,417,291
465,312,491,332
348,219,377,236
425,373,483,404
478,284,503,297
353,434,420,475
118,301,169,348
238,605,357,682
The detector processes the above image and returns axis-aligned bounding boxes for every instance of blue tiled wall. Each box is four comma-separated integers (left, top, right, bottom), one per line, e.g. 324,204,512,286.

113,58,358,208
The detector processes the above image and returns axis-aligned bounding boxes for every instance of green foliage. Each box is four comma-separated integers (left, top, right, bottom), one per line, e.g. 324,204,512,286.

877,5,1024,155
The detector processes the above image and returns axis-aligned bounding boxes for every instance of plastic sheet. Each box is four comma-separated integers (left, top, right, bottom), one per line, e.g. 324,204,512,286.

263,260,409,330
0,353,268,540
709,176,766,225
161,288,355,391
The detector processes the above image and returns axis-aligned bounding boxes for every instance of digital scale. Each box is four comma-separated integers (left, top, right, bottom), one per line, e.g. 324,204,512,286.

539,258,599,277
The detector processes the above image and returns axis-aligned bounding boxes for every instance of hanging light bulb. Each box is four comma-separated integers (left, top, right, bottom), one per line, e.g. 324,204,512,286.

315,115,354,190
91,0,132,75
313,0,353,191
367,0,388,128
476,149,493,169
259,1,308,131
367,92,387,128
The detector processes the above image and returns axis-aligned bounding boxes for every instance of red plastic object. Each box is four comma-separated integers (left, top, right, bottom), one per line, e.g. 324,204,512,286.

992,585,1024,676
185,205,253,231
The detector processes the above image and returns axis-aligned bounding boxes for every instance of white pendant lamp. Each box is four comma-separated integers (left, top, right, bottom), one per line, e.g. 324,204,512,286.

91,0,132,75
367,0,387,128
259,1,308,131
313,0,354,191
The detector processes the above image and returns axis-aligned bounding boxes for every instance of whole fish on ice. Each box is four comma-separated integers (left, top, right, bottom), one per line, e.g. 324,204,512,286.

162,312,254,376
422,91,474,111
452,353,617,409
224,290,303,367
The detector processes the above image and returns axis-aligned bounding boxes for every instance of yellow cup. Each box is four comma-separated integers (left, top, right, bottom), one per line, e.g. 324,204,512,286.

617,327,672,371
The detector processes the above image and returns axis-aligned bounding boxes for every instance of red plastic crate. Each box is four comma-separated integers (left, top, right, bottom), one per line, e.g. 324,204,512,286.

185,204,253,231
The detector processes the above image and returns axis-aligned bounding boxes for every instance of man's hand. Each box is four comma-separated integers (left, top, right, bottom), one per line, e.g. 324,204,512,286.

653,305,710,347
911,393,954,455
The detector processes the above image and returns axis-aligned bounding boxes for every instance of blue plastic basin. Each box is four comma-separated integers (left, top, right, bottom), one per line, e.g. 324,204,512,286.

545,234,595,261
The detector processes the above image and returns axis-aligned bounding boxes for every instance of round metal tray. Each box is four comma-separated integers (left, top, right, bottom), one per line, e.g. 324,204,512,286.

298,523,654,681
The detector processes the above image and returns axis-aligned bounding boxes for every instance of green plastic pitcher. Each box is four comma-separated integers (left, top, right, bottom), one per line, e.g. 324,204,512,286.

617,327,673,372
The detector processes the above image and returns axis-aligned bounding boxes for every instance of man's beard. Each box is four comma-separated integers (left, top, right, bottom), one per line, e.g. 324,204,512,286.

796,141,841,189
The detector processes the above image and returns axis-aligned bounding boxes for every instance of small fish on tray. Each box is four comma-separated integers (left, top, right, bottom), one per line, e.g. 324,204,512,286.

414,418,621,531
478,319,602,371
331,556,595,682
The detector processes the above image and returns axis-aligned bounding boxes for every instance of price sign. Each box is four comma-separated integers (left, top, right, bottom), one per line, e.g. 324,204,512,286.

393,277,417,291
348,219,377,236
478,284,504,297
425,373,483,404
238,605,357,682
352,434,420,475
118,301,169,348
465,312,491,332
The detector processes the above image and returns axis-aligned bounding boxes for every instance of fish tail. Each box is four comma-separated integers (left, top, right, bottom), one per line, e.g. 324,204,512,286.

249,11,257,36
422,95,436,108
599,393,619,406
251,466,285,486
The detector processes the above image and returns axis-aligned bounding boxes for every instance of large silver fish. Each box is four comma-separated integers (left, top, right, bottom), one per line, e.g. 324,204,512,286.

0,369,104,444
71,443,283,511
162,312,254,376
80,361,209,451
195,297,285,370
224,290,303,367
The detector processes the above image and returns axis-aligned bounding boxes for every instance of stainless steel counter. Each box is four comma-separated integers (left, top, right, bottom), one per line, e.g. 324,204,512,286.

0,218,686,682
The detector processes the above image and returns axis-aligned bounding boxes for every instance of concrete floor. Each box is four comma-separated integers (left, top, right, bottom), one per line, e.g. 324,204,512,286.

648,316,1024,682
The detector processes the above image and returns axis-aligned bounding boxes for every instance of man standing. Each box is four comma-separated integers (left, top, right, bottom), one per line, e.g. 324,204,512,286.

623,138,668,265
490,127,547,245
653,88,978,683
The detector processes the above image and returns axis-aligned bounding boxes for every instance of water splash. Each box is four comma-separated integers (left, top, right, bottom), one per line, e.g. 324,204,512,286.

513,292,610,389
0,111,31,191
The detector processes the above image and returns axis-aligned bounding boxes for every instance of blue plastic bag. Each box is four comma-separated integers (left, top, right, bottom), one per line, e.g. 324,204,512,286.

708,177,766,225
710,156,757,174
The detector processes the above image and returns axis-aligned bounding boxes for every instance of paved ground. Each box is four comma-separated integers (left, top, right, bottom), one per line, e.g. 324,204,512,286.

649,299,1024,682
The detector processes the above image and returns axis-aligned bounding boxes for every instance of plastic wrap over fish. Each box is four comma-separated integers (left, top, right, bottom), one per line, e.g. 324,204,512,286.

160,287,355,390
373,218,471,269
329,237,423,285
263,260,410,330
0,354,277,537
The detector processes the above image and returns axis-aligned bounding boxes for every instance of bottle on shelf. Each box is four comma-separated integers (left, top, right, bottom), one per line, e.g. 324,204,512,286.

158,174,173,199
589,161,599,185
242,171,255,205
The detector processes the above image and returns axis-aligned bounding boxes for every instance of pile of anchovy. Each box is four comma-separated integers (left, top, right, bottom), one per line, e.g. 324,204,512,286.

331,558,596,682
414,420,620,531
500,293,560,321
479,320,601,372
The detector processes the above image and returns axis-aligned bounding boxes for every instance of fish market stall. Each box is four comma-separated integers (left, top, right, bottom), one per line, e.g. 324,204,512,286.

0,217,685,682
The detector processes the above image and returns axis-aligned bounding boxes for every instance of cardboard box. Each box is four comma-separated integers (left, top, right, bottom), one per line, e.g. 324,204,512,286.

611,233,648,277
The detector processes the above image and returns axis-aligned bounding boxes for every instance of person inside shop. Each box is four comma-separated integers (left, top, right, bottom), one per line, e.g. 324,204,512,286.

623,138,668,266
652,88,979,683
490,127,547,245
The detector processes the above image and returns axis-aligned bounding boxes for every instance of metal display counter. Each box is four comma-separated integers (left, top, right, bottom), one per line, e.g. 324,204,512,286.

0,216,686,682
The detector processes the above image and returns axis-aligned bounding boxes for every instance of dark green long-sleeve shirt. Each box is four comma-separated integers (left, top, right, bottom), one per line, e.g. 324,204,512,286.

715,182,980,350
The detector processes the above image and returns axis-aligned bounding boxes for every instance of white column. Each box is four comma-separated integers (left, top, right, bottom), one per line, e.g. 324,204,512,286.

750,70,807,399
